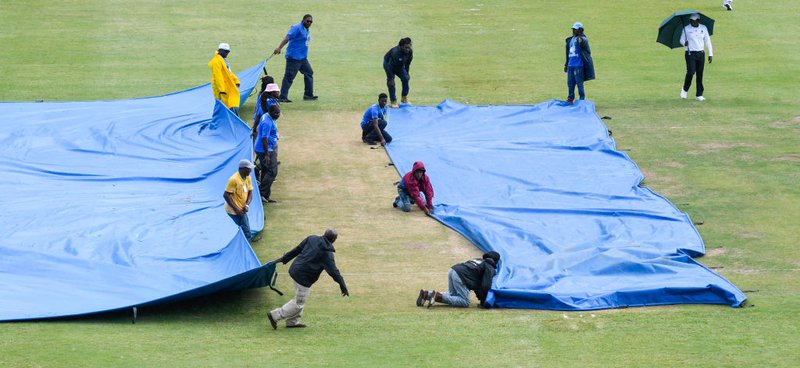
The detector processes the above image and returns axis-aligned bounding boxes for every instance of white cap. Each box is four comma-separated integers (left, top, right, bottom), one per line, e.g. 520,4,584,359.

218,43,230,51
572,22,583,29
689,13,700,20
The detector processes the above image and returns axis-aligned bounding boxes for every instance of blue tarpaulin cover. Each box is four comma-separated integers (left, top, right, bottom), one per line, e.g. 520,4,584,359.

386,100,746,310
0,63,275,321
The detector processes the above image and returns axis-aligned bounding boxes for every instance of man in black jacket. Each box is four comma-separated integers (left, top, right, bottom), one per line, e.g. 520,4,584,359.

417,251,500,308
383,37,413,108
267,229,349,329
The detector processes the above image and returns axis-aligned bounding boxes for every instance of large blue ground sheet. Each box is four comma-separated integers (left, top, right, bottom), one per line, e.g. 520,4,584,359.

0,64,274,321
386,100,746,310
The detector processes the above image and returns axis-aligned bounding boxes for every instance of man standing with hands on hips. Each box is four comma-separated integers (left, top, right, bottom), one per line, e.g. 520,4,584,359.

274,14,318,102
680,13,713,101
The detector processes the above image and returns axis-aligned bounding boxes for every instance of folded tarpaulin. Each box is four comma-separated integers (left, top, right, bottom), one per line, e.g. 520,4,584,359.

0,63,275,321
385,100,746,310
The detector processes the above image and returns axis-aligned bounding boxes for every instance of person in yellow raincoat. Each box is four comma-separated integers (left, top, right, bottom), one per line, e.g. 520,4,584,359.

208,43,241,114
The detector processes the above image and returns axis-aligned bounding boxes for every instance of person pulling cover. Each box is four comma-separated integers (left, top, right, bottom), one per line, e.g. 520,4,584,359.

267,229,349,329
393,161,433,215
417,251,500,308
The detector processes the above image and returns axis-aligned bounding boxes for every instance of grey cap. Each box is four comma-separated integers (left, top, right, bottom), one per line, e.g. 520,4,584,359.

239,159,254,169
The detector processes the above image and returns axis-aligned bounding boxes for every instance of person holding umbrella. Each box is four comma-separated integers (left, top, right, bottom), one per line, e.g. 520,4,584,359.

680,13,713,101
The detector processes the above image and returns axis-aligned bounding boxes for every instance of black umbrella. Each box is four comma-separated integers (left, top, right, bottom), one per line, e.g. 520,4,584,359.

657,10,715,49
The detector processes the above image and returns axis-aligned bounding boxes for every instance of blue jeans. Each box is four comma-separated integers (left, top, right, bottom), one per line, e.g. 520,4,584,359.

385,65,410,102
280,58,314,99
394,186,413,212
361,119,392,144
567,66,585,100
228,213,252,241
441,269,471,307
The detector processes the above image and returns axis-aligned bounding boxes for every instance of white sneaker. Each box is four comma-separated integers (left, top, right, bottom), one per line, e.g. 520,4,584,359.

724,3,732,11
680,90,687,99
696,96,706,101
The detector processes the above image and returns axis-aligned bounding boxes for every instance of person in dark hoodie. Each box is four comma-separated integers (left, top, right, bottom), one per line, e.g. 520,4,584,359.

383,37,413,108
393,161,433,215
563,21,595,103
417,251,500,308
267,229,349,329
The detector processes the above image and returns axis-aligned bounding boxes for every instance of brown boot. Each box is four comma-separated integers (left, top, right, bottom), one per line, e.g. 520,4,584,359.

427,291,443,308
401,95,408,104
416,289,429,307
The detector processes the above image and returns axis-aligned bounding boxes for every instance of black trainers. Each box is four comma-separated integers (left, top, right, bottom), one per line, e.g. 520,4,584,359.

278,98,292,103
286,323,307,328
724,3,732,10
303,95,319,100
416,289,426,307
267,312,277,330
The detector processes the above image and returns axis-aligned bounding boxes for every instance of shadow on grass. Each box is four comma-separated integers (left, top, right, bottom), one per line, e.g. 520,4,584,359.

7,288,270,325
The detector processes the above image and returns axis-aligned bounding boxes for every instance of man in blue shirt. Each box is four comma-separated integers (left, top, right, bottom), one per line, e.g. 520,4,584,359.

274,14,317,102
255,104,281,203
360,93,392,146
563,22,595,103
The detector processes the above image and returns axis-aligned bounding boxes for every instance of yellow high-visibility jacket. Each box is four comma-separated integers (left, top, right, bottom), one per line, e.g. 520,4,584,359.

208,52,241,108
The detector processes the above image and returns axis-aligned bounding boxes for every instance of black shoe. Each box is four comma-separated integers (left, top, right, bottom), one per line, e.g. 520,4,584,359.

286,323,307,328
364,140,378,146
267,312,277,330
303,95,319,100
724,3,732,10
267,198,278,203
416,289,426,307
278,98,292,103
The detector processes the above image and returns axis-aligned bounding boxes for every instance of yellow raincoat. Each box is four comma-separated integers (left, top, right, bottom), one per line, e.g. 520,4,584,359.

208,52,241,109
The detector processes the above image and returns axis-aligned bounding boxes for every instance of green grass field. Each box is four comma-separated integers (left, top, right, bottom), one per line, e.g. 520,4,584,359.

1,1,799,366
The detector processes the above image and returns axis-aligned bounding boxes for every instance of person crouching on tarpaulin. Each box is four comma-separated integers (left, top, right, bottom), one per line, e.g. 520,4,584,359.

267,229,349,329
417,251,500,308
393,161,433,215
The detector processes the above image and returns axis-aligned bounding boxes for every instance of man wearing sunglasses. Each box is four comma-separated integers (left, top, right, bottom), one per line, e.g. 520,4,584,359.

274,14,318,102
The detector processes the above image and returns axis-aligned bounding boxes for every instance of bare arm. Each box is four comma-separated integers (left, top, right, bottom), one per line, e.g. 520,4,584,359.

223,191,242,215
274,36,290,55
372,118,386,146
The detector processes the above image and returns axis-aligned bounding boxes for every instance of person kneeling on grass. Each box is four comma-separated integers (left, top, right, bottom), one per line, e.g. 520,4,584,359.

267,229,349,330
360,93,392,146
393,161,434,215
417,251,500,308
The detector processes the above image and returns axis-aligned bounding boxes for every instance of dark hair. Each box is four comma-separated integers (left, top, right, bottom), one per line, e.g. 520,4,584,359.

324,228,338,243
378,93,388,100
398,37,412,47
303,14,313,21
268,103,281,114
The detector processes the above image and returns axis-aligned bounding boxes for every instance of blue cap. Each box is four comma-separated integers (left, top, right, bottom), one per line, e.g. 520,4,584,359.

572,22,583,29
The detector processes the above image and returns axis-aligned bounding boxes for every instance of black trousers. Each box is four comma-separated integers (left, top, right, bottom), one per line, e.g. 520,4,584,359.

280,58,314,99
361,119,392,143
256,145,278,200
683,51,705,97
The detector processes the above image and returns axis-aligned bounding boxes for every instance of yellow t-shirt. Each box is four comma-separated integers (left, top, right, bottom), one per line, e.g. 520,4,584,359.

224,172,253,215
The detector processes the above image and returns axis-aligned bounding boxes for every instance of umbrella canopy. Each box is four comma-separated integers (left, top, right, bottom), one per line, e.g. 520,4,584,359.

657,10,715,49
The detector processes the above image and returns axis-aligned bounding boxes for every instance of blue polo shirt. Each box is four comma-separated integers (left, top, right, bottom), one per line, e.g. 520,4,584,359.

255,114,278,153
567,37,583,67
285,22,310,60
360,103,388,128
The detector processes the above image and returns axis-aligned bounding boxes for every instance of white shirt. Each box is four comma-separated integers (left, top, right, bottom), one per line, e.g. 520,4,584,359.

680,24,713,56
